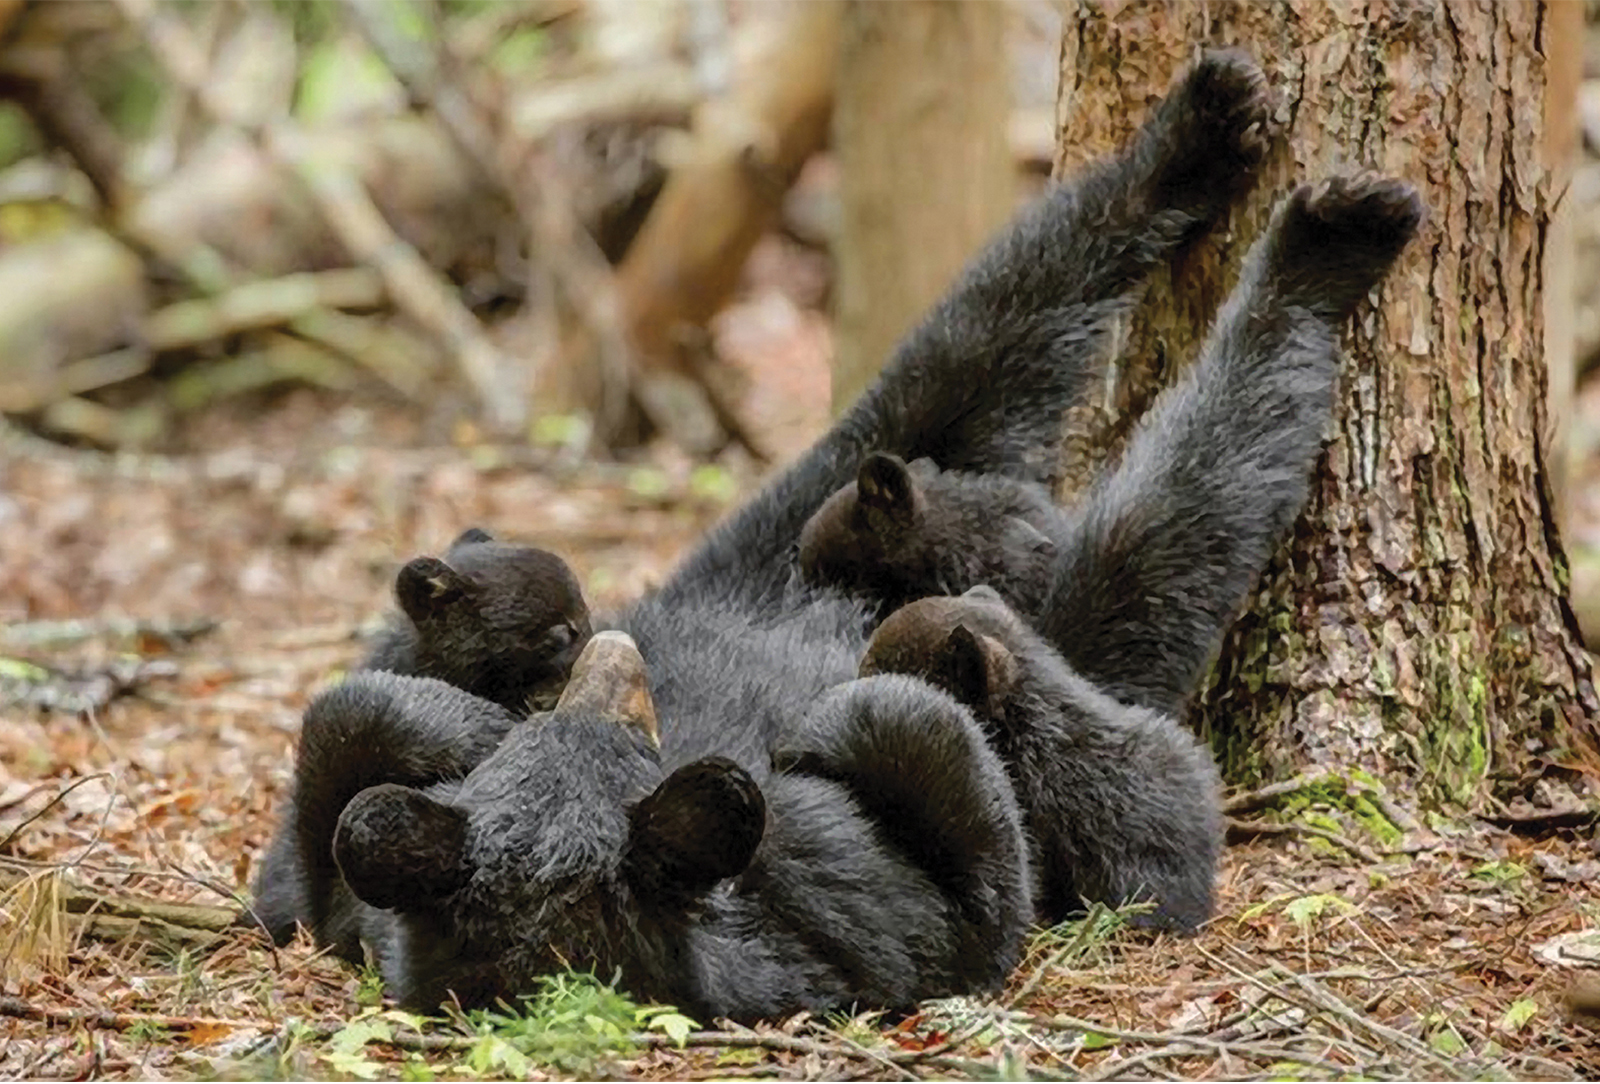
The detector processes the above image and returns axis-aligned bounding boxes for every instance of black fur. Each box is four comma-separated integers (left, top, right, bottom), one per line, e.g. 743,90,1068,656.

332,666,1032,1018
253,52,1422,1019
801,175,1424,724
796,452,1062,615
247,527,591,948
662,48,1275,616
860,588,1221,928
1038,173,1424,717
365,527,593,714
248,674,520,956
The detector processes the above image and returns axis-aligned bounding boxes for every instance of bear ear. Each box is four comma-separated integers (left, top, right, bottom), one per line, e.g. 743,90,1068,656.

626,757,766,897
856,453,918,525
449,527,495,550
961,584,1005,605
334,784,470,911
396,556,472,622
945,624,1017,722
555,631,659,746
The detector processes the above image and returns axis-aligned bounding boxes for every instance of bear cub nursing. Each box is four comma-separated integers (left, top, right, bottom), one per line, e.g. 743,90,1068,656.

860,587,1221,928
796,453,1061,616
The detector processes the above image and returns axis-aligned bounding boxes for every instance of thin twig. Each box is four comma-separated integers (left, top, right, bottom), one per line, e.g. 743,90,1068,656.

1007,905,1113,1008
0,774,115,853
0,996,262,1033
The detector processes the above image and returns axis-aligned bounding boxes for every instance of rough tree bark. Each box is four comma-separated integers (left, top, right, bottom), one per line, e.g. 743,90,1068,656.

831,0,1013,412
1056,1,1600,807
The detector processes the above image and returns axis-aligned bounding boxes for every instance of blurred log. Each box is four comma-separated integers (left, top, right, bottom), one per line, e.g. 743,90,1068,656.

0,263,399,415
128,117,504,283
0,230,146,412
0,0,24,43
510,63,700,142
0,47,127,209
613,2,840,451
144,268,383,352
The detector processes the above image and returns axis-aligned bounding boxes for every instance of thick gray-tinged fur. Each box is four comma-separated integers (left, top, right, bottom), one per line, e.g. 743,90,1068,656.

861,589,1221,928
331,672,1031,1018
796,453,1063,616
248,527,588,947
255,51,1376,1019
247,674,520,954
799,177,1423,722
1039,174,1424,717
363,527,593,714
661,48,1274,616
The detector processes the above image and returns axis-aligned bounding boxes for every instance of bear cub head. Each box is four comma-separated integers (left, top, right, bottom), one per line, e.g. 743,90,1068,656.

393,527,593,712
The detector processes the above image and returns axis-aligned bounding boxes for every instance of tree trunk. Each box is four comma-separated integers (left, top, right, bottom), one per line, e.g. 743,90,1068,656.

1057,1,1600,807
831,0,1014,412
1543,0,1582,534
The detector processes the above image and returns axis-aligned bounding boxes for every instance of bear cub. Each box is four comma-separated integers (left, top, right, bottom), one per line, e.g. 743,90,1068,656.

249,527,591,949
796,453,1063,615
859,586,1223,930
364,527,593,713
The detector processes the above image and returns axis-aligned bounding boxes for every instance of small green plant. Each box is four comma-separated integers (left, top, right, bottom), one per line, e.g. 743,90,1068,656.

125,1019,171,1044
530,412,591,451
626,466,671,500
1497,998,1538,1033
823,1008,888,1048
466,971,698,1075
1029,900,1145,968
323,1015,394,1081
1470,859,1529,887
1239,891,1356,928
689,465,740,504
355,965,385,1008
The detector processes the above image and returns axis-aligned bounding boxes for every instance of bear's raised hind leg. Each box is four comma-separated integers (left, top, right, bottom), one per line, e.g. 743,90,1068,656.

1039,173,1424,716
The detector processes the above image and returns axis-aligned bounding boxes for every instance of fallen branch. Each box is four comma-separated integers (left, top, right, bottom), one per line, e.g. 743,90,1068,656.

0,615,217,652
0,995,259,1035
340,0,646,451
1225,816,1381,865
1222,772,1338,816
288,309,435,398
0,45,128,208
112,0,520,431
144,268,383,353
613,2,838,453
0,859,240,955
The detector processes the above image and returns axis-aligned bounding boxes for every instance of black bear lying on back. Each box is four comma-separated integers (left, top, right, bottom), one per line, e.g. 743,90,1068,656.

251,49,1423,1020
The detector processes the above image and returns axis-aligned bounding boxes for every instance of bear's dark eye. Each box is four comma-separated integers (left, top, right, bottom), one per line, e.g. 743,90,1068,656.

537,624,574,655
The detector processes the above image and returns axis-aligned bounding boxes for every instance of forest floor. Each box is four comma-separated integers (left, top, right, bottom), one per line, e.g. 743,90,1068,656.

3,267,1600,1081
